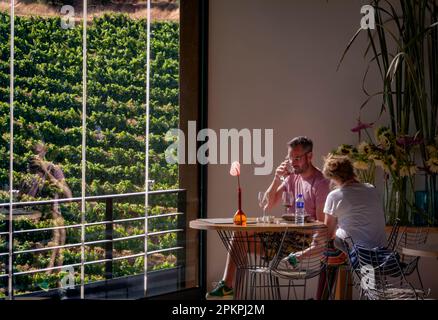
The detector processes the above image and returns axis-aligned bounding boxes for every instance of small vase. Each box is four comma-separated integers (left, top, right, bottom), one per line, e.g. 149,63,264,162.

233,188,247,226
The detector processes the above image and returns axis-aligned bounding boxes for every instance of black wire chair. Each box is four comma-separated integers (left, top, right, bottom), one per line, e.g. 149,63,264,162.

395,226,430,291
323,216,402,300
341,236,427,300
217,230,282,300
250,227,329,300
386,218,401,251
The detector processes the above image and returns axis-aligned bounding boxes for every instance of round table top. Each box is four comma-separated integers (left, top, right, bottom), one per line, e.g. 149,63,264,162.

189,218,326,232
401,245,438,258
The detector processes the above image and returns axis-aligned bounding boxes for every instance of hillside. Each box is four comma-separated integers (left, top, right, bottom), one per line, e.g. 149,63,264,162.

0,0,179,21
0,12,180,296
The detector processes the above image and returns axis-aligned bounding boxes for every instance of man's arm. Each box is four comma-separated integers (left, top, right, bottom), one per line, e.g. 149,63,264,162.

264,160,290,211
264,176,284,211
293,212,337,261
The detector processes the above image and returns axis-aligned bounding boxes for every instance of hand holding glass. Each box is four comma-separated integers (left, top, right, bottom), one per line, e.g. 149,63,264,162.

279,158,293,182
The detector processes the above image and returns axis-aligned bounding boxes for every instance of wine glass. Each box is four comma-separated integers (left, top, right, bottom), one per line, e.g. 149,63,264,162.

258,191,268,222
282,191,293,214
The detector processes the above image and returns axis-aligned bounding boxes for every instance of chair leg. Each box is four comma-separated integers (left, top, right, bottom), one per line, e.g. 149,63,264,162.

316,269,327,300
335,267,352,300
303,279,307,300
287,280,291,300
343,269,352,300
416,267,425,292
359,288,364,300
270,275,281,300
275,277,281,299
249,273,254,300
286,280,299,300
328,267,336,300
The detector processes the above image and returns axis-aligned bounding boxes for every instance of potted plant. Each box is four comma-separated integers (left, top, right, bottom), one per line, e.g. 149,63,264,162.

337,0,438,226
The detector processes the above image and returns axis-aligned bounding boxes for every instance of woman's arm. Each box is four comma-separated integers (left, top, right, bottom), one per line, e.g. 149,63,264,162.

290,212,338,263
324,213,338,239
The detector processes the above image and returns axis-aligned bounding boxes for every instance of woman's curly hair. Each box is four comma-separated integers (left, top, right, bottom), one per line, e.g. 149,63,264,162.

323,154,356,183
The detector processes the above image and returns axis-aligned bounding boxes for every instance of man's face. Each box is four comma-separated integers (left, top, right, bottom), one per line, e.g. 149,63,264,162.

287,145,312,174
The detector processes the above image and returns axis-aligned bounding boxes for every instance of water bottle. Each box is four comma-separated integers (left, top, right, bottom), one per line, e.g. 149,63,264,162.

295,194,305,225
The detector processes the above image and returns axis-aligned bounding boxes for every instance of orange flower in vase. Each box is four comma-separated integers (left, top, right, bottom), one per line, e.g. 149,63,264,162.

230,161,247,226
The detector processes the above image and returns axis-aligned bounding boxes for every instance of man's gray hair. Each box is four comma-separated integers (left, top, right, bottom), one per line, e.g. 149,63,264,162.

288,136,313,153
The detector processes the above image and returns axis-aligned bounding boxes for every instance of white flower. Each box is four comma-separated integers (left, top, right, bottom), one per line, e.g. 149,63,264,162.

369,154,385,169
399,165,417,177
375,127,393,150
387,155,397,171
337,144,354,156
353,160,369,170
358,141,371,155
426,145,438,157
379,136,391,150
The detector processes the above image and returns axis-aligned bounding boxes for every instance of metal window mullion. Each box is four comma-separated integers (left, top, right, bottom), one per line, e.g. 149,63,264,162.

144,0,151,298
8,253,147,277
86,233,145,246
13,242,82,255
8,0,15,301
147,246,184,255
13,223,82,234
148,229,184,236
80,0,88,300
112,252,144,262
3,232,178,256
7,212,185,235
148,212,184,220
84,253,144,265
0,189,186,209
5,263,82,277
0,245,185,278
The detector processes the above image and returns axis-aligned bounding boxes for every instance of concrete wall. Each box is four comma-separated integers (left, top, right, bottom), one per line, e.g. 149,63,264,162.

206,0,438,299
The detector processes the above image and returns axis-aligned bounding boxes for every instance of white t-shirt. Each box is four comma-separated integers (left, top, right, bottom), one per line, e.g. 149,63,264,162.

324,183,387,248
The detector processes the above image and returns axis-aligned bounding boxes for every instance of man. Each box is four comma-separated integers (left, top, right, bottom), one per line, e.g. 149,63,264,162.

206,136,331,299
26,143,72,274
264,136,330,222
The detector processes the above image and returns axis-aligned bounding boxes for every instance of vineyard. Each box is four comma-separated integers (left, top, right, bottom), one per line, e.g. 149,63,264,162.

0,12,180,296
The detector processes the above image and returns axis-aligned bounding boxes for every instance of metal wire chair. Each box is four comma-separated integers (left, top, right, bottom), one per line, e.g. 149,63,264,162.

316,217,403,301
395,226,430,291
342,236,426,300
252,227,329,300
217,230,282,300
386,218,401,251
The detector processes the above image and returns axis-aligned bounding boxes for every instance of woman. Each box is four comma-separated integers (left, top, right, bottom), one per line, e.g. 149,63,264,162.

280,154,387,299
322,154,387,250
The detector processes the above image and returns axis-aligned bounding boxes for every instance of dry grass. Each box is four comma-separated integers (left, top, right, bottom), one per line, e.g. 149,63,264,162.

0,0,179,21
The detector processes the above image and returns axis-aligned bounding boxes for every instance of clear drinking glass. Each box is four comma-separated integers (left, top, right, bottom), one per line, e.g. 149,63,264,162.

258,191,268,222
282,191,293,214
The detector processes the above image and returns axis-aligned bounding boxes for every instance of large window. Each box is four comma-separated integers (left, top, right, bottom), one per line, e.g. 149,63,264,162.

0,0,200,300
